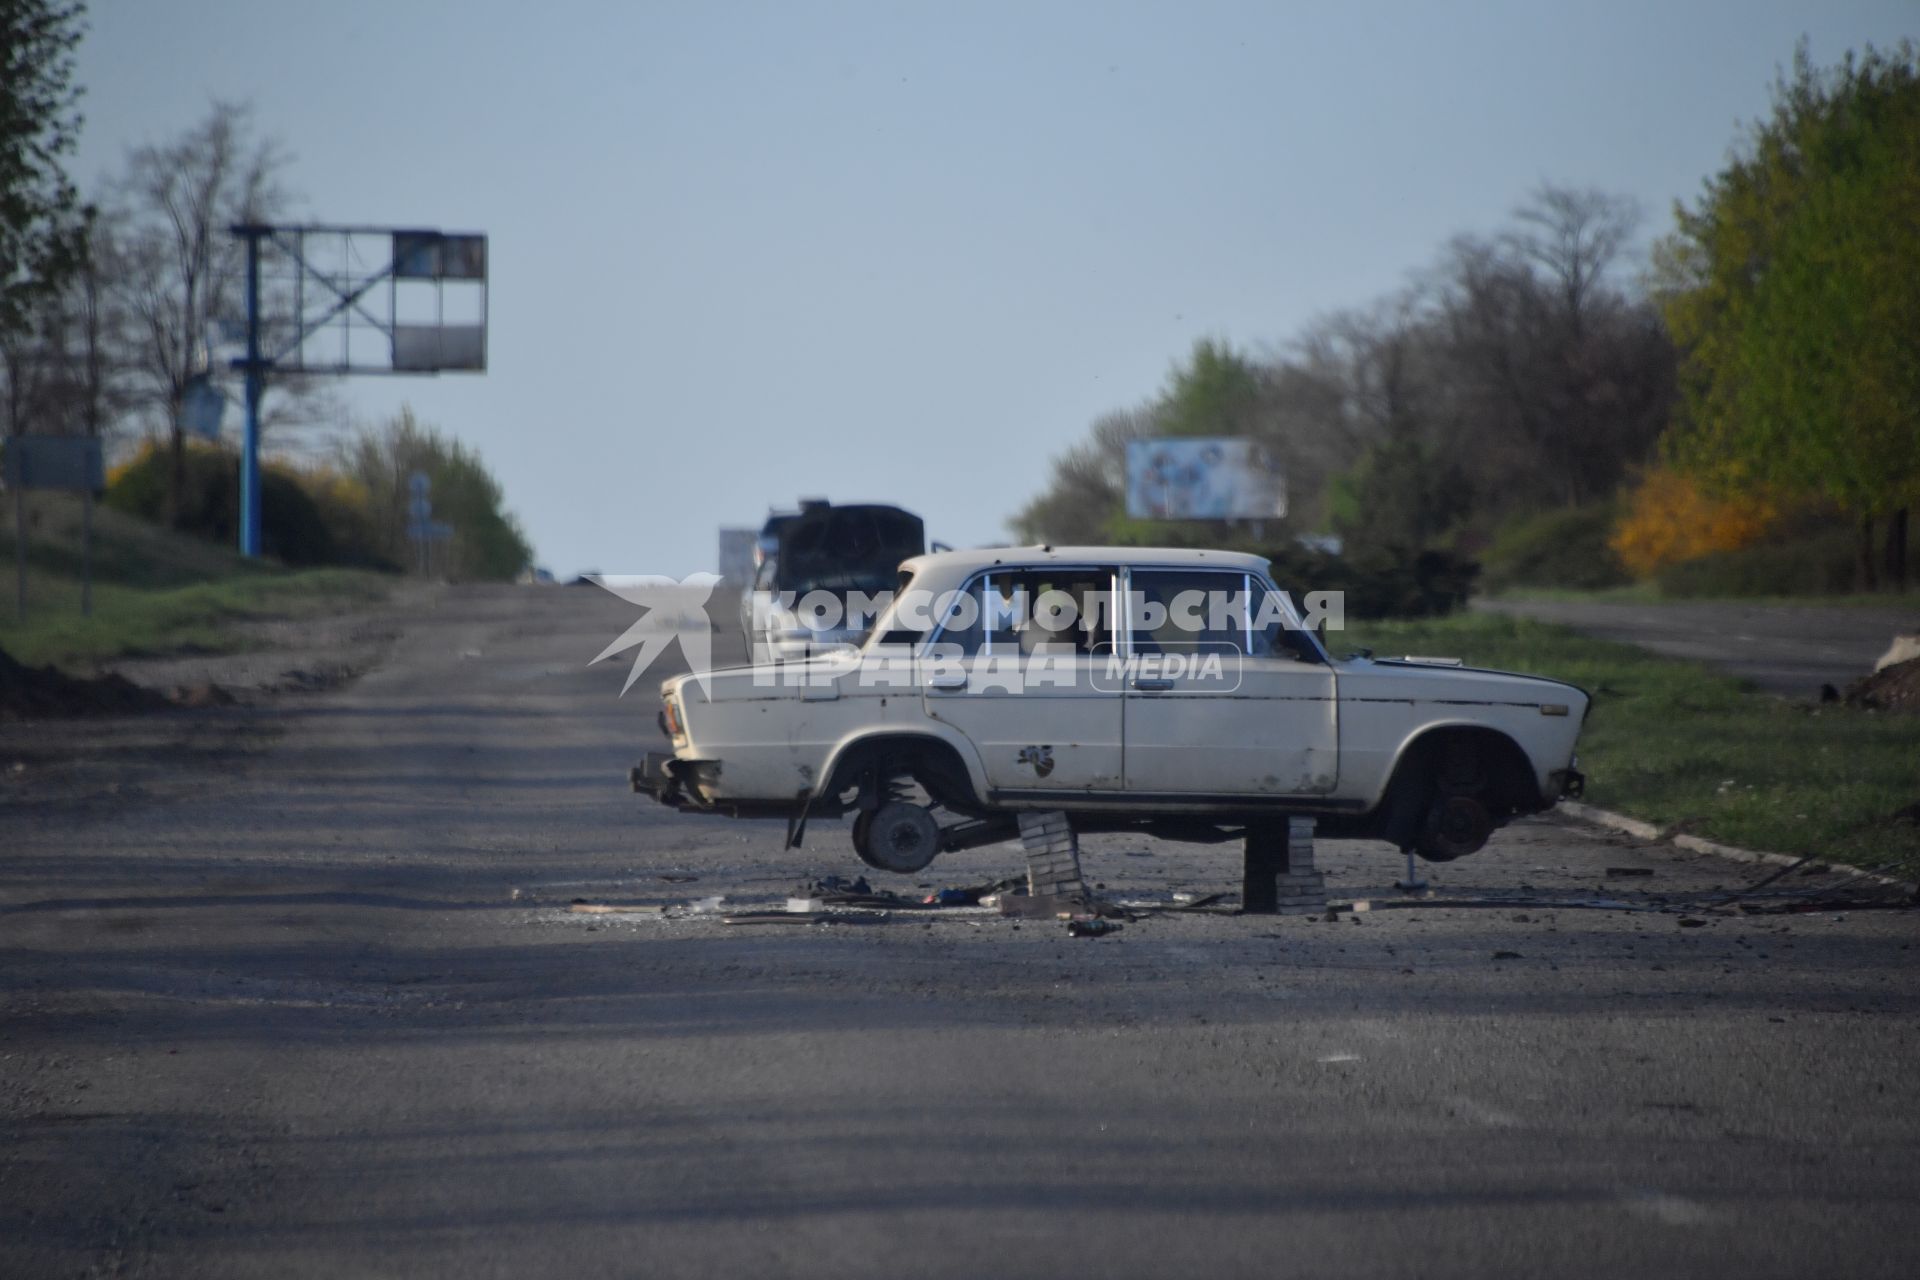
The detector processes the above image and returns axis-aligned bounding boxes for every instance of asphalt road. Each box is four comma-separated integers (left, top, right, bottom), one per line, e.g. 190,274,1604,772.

3,584,1918,1278
1476,596,1920,697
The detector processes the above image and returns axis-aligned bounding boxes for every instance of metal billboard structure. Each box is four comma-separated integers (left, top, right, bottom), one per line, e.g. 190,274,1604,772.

229,224,489,557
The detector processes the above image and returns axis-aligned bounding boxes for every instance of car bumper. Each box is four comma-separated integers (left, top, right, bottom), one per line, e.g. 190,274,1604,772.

630,751,809,820
630,751,718,808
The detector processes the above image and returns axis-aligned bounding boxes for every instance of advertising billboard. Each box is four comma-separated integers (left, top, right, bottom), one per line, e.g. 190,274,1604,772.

1124,438,1286,521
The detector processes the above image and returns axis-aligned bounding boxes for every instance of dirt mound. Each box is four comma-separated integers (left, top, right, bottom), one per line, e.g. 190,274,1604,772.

1845,656,1920,713
0,648,175,720
170,682,238,709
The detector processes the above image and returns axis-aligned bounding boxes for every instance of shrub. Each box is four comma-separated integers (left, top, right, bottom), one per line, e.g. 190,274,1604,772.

1480,504,1630,592
1610,468,1775,578
1654,519,1863,597
338,408,532,581
104,441,394,569
1260,542,1479,620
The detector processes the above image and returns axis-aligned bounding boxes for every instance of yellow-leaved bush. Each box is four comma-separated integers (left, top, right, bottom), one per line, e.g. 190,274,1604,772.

1610,469,1776,578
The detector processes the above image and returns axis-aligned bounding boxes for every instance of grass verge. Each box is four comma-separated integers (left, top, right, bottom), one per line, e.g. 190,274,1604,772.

1488,583,1920,609
0,568,393,668
1342,612,1920,878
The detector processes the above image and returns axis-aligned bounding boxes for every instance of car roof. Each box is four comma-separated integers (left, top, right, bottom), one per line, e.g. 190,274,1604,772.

896,545,1272,580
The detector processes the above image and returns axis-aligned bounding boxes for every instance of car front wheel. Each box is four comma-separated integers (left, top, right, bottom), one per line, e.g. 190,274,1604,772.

851,801,942,874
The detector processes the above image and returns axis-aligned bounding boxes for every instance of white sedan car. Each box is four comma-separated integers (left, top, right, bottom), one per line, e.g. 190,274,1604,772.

634,546,1587,873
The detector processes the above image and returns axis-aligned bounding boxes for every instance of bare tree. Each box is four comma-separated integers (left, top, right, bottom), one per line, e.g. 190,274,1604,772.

107,101,314,520
0,216,125,438
1504,184,1640,340
1010,407,1156,543
1427,211,1669,511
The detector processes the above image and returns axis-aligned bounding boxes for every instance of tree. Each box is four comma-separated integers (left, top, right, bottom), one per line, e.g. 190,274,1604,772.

108,101,309,520
2,216,125,438
339,406,531,581
1503,185,1640,341
1009,407,1149,544
1655,41,1920,588
0,0,88,353
1011,185,1674,558
1429,188,1671,512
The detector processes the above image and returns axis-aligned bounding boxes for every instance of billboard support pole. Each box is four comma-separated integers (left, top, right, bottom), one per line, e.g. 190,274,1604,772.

238,226,265,558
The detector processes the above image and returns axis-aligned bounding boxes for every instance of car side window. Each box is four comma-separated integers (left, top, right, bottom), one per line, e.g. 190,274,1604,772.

1123,570,1323,662
1258,583,1324,662
930,577,988,656
1126,570,1255,655
931,568,1118,657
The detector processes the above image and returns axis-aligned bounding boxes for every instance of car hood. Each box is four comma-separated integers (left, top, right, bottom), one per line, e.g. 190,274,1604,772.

1334,656,1588,707
663,650,873,704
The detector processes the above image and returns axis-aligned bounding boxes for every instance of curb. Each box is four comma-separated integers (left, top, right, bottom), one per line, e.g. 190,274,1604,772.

1556,800,1918,896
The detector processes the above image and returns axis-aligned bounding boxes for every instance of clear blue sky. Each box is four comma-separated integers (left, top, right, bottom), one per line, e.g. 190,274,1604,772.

75,0,1917,576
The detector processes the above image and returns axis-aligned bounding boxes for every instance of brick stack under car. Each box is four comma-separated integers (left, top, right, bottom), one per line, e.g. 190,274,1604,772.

1016,810,1088,902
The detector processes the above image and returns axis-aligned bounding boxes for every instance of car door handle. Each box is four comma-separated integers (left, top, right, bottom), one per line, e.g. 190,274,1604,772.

1131,678,1174,692
927,672,967,691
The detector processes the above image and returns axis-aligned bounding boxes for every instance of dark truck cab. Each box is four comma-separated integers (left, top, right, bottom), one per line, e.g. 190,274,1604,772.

741,502,926,660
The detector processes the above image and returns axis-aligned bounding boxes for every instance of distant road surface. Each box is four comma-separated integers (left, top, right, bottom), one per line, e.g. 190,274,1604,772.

1476,596,1920,697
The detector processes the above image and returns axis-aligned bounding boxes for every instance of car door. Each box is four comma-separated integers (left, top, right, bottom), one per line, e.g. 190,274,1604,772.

1119,567,1338,796
922,565,1125,793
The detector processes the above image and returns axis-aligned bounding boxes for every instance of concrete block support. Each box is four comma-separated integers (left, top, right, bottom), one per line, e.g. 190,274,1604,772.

1018,810,1087,901
1243,816,1327,914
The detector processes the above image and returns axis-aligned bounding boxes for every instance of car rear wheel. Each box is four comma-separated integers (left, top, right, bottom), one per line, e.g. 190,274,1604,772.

852,801,942,874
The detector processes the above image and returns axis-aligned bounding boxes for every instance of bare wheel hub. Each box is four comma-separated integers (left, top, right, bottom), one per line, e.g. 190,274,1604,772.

852,800,941,874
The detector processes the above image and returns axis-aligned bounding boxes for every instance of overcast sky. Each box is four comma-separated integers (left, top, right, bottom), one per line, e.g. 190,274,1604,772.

74,0,1917,575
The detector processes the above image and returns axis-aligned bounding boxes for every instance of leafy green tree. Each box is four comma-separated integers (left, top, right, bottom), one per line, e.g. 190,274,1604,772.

1655,41,1920,587
0,0,87,349
1330,428,1470,558
340,407,532,581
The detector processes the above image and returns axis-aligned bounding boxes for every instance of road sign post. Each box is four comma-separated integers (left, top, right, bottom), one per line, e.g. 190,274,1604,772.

4,436,106,622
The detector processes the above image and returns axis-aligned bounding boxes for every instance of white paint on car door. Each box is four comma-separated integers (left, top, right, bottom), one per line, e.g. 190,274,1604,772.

922,567,1124,792
1119,569,1338,795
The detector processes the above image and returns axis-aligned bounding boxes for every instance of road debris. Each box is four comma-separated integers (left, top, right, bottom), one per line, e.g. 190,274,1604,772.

1844,654,1920,712
1605,866,1655,878
568,903,665,916
1066,918,1120,938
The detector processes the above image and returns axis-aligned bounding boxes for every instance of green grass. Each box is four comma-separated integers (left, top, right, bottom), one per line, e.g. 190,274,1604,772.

0,568,392,667
1487,582,1920,609
1341,613,1920,878
1,492,393,668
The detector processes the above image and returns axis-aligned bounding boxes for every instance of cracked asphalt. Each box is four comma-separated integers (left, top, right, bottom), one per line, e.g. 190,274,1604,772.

3,584,1917,1278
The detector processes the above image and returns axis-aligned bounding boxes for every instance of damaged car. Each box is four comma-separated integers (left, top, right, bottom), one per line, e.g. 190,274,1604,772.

635,546,1588,874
